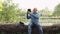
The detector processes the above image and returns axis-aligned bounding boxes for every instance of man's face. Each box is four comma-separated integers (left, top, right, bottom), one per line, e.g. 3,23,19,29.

33,8,37,13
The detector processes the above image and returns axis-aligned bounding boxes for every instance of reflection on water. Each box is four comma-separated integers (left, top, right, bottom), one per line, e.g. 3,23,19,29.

24,22,56,26
24,18,60,26
20,17,60,26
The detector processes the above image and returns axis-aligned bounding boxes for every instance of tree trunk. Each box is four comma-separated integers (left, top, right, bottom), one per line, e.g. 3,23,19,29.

0,22,60,34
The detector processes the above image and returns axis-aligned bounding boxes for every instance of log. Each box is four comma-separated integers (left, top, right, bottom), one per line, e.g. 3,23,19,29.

0,22,60,34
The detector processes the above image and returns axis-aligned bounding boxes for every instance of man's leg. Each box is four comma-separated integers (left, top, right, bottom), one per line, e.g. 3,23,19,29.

35,23,43,34
28,22,32,34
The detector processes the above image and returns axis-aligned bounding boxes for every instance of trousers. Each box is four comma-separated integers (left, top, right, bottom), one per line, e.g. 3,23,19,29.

28,22,43,34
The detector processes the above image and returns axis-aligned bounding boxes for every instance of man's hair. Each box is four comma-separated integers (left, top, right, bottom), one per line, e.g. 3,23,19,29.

27,9,31,12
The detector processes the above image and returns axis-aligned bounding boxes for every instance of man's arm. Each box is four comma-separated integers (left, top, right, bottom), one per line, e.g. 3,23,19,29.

31,14,39,19
26,13,31,19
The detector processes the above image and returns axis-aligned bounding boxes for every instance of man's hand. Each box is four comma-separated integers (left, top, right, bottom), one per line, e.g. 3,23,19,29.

27,11,31,14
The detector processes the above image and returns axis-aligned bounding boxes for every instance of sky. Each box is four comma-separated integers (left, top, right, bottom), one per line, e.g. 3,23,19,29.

2,0,60,11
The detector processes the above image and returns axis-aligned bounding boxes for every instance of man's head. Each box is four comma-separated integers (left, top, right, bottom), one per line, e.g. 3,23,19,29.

33,8,38,13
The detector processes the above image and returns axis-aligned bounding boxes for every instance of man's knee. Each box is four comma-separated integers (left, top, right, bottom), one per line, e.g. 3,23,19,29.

28,23,32,27
28,26,31,28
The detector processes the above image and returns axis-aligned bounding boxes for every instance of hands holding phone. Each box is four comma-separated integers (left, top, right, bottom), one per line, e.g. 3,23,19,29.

27,9,31,14
27,11,31,14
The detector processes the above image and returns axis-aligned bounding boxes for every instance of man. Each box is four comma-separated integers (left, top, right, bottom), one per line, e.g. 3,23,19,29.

27,8,43,34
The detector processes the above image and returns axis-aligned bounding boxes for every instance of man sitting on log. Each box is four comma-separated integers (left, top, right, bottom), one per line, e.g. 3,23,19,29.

26,8,43,34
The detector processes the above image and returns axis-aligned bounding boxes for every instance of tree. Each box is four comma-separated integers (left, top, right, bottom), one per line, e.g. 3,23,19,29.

39,7,53,17
0,0,21,23
0,0,2,11
53,3,60,16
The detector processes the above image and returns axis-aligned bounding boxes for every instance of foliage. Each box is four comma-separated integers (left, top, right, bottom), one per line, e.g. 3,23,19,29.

0,0,2,11
53,3,60,16
38,8,53,17
0,0,21,23
20,10,26,16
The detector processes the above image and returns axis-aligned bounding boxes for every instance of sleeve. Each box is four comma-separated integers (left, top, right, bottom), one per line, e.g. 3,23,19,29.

26,13,31,19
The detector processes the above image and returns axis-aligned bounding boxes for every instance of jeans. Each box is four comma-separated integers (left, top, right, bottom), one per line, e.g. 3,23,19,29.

28,22,43,34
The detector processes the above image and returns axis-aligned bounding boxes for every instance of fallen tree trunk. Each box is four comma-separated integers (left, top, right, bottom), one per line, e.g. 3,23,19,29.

0,22,60,34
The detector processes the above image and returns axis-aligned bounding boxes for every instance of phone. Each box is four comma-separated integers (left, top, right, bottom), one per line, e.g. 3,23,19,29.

27,9,31,12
